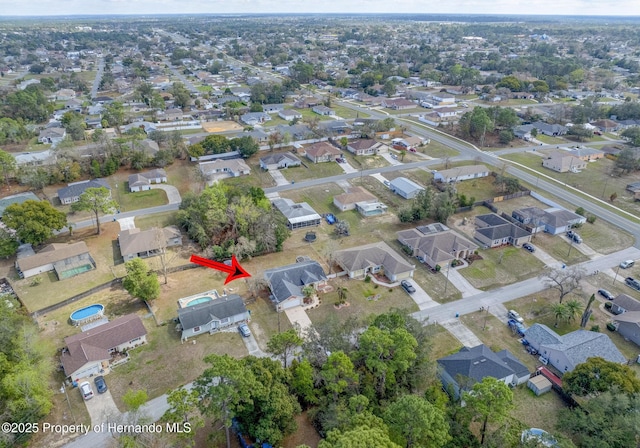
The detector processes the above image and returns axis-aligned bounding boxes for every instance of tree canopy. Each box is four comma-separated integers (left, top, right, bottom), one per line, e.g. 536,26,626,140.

563,357,640,396
71,186,118,234
2,200,67,245
122,258,160,302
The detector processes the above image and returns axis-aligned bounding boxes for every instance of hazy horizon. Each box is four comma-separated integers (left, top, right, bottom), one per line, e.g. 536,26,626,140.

1,0,640,18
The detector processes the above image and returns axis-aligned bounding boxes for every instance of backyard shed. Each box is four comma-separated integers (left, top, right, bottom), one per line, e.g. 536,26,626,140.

528,374,553,396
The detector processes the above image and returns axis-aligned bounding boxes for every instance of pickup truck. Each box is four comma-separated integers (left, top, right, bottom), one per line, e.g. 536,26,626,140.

625,277,640,291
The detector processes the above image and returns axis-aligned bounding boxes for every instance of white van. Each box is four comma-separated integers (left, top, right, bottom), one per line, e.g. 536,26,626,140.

620,260,635,269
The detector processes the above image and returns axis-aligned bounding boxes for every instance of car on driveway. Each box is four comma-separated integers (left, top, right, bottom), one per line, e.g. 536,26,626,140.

79,381,94,401
400,280,416,294
566,230,582,243
508,310,524,323
598,289,614,300
94,376,108,394
391,154,398,160
620,260,635,269
522,243,535,252
383,180,391,188
238,323,251,337
625,277,640,291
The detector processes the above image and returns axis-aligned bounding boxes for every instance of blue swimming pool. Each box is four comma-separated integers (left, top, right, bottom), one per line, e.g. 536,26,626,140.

70,304,104,325
187,297,213,307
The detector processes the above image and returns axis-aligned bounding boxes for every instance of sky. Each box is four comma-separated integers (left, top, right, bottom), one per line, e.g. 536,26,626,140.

1,0,640,17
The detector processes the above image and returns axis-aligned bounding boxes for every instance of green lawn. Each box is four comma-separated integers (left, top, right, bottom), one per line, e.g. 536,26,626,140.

306,277,418,326
285,161,345,183
503,151,640,219
135,211,178,230
454,175,503,202
536,134,568,145
460,245,545,290
430,325,463,359
116,186,168,212
528,233,589,265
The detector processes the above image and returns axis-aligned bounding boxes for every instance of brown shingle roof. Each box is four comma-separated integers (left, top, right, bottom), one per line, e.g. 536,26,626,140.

17,242,90,272
334,186,377,207
118,226,181,258
61,314,147,377
305,142,340,158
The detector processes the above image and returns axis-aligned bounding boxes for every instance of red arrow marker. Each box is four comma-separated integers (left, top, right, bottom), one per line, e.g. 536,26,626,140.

190,254,251,285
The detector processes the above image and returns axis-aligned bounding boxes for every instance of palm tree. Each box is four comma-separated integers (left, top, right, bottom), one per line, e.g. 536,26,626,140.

551,303,568,327
565,299,582,323
302,285,315,304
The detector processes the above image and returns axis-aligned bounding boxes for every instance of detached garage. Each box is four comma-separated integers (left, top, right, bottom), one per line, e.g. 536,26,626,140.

528,374,552,396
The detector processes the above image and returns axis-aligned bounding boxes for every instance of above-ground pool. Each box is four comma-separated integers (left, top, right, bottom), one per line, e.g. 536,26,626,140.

186,297,213,307
70,304,105,326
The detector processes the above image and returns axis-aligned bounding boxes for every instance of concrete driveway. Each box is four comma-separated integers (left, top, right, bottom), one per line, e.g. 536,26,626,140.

150,184,181,204
284,306,313,332
268,169,289,186
406,279,440,310
337,159,358,174
380,152,402,166
116,217,136,231
240,327,265,357
444,266,483,297
440,319,482,347
82,383,120,425
527,242,561,267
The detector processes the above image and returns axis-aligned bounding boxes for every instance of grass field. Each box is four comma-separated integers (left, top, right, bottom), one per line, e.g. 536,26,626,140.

13,223,125,312
116,185,168,212
503,151,640,218
460,245,546,290
306,277,419,326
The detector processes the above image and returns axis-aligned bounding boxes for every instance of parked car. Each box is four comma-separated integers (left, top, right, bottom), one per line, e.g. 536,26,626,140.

522,243,535,252
325,213,336,225
390,154,398,160
383,180,391,188
567,230,582,244
238,323,251,338
409,148,417,153
400,280,416,294
508,310,524,323
598,289,615,300
79,381,94,401
94,375,108,394
507,319,526,336
620,260,635,269
625,277,640,291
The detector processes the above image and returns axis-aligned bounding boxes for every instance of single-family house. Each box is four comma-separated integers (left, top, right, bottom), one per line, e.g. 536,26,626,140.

397,224,478,270
262,103,285,114
272,198,322,229
64,98,83,111
128,169,167,192
264,260,327,311
542,152,587,173
438,345,530,399
474,214,532,248
15,242,95,280
177,294,249,341
614,309,640,347
333,186,387,217
431,93,456,105
15,150,56,167
569,147,605,161
259,153,302,170
590,119,619,133
433,165,490,183
435,107,459,119
294,97,321,109
305,142,341,163
61,314,147,379
58,179,111,205
610,293,640,316
389,177,425,199
311,105,335,116
240,112,271,126
523,324,626,373
162,108,184,121
38,127,66,145
514,124,534,141
118,226,183,261
278,109,303,121
54,88,76,101
531,122,567,136
245,129,269,144
347,139,382,156
512,207,586,235
334,241,415,282
381,98,416,110
199,159,251,181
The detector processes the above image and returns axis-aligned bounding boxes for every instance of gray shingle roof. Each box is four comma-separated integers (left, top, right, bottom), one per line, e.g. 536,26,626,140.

178,294,246,330
272,198,321,225
524,324,562,346
334,241,414,278
264,260,326,304
58,178,111,201
437,345,526,383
